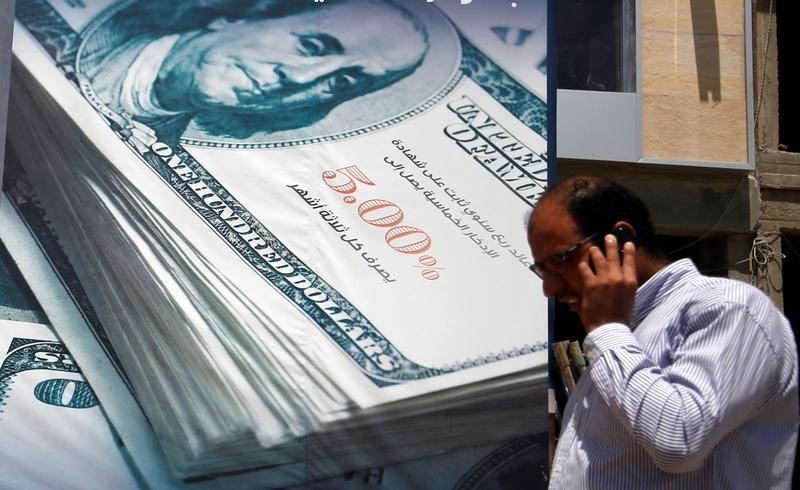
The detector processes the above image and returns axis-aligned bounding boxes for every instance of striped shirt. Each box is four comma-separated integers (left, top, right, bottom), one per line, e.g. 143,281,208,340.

549,259,798,489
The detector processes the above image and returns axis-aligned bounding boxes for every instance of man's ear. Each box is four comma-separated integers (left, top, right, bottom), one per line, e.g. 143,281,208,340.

207,17,247,30
611,221,638,247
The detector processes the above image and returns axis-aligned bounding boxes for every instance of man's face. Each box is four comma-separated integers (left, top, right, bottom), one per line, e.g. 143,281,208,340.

158,0,427,114
527,200,594,312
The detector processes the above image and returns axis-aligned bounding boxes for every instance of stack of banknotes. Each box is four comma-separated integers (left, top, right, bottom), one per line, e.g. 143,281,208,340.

6,0,550,485
0,203,548,488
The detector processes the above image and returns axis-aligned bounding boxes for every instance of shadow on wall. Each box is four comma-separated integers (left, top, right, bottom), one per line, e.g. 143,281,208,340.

690,0,722,102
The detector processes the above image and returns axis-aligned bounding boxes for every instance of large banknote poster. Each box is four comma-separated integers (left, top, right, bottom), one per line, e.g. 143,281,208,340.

14,0,547,397
9,0,549,484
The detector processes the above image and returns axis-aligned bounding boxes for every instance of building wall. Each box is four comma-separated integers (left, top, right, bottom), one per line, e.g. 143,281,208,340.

557,159,755,236
753,0,800,312
642,0,749,164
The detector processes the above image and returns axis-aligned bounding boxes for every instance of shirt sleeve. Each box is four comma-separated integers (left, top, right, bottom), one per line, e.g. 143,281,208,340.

583,303,782,473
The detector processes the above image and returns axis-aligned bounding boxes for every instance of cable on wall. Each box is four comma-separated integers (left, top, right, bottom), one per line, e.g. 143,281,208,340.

754,0,774,149
665,175,747,258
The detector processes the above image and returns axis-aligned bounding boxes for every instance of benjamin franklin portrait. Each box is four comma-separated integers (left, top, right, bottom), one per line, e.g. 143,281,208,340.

76,0,460,146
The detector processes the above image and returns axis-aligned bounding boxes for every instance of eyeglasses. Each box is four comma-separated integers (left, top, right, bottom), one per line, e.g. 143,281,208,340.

529,233,600,279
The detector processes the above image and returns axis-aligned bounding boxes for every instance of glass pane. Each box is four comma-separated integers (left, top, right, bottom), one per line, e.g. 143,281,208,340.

558,0,635,92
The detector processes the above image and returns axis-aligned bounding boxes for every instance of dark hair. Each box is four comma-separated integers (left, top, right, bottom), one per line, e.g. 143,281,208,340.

542,176,663,256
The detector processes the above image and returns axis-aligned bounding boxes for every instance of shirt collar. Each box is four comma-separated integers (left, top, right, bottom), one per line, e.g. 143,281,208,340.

631,258,699,328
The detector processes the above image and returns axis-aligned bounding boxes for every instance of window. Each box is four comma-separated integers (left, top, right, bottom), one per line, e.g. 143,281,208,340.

558,0,636,92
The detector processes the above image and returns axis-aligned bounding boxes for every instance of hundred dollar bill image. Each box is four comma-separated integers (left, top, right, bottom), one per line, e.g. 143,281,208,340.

0,238,138,489
8,0,549,485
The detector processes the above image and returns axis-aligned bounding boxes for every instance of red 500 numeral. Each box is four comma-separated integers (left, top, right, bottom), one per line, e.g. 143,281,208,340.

323,166,432,255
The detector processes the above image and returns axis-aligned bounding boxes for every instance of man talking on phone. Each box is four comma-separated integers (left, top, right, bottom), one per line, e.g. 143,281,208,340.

528,176,798,489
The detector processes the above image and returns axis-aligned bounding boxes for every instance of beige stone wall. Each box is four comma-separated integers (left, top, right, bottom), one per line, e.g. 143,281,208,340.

642,0,749,164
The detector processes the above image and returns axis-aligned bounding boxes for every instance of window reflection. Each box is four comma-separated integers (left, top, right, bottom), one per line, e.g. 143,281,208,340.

558,0,635,92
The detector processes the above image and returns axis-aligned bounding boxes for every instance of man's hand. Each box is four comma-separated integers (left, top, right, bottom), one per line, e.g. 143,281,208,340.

576,234,638,332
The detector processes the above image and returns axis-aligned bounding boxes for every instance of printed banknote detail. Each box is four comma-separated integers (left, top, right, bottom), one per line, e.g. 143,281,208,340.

0,319,138,488
0,337,90,410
